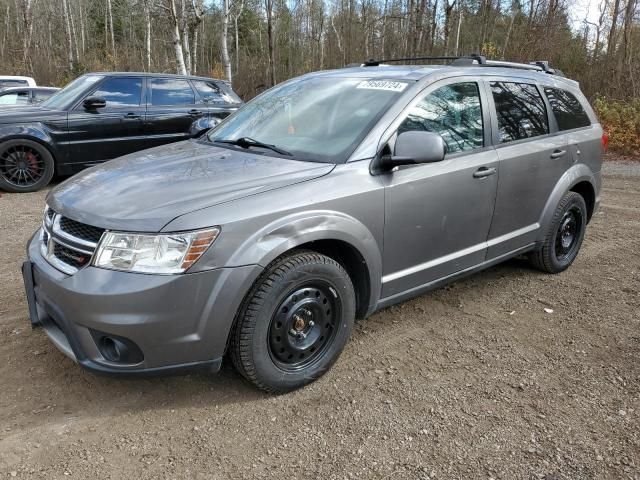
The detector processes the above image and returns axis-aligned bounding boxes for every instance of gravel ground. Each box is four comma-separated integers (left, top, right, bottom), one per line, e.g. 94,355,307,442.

0,161,638,479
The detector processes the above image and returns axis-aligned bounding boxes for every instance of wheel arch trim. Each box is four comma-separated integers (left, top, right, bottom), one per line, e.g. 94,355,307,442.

537,164,597,242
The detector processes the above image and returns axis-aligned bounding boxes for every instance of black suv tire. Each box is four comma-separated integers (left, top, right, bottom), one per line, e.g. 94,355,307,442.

230,250,355,393
529,191,587,273
0,139,55,193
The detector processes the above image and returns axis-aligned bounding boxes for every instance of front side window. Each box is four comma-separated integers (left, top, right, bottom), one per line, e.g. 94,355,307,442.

92,77,143,107
41,75,103,110
151,79,195,106
208,77,410,163
399,82,483,154
491,82,549,142
0,91,29,105
544,87,591,130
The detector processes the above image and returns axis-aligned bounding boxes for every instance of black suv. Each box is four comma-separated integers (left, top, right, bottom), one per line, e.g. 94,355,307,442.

0,73,242,192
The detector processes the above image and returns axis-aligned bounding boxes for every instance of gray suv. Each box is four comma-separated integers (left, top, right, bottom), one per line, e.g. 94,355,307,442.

22,56,604,392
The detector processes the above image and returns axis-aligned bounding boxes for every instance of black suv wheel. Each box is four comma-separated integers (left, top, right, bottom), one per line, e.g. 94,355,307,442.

0,139,54,193
529,191,587,273
230,251,355,393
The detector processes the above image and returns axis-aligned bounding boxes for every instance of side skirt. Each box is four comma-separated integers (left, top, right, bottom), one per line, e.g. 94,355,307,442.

374,243,537,312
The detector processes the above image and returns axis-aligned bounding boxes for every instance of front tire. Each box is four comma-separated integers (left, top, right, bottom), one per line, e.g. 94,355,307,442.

529,191,587,273
0,139,55,193
230,251,356,393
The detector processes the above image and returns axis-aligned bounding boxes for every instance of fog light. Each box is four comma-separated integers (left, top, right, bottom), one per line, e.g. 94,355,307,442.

92,331,144,364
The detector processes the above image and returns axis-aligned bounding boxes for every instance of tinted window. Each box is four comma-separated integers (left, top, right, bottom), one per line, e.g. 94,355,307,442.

192,80,241,104
399,82,483,153
33,90,57,103
92,77,142,107
544,87,591,130
0,91,29,105
491,82,549,142
151,79,195,106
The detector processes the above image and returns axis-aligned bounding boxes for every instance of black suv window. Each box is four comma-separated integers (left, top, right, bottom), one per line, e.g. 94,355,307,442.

92,77,142,107
491,82,549,142
151,79,195,106
544,87,591,130
399,82,483,154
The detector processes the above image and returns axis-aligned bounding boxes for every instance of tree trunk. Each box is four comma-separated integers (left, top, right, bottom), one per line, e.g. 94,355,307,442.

62,0,74,70
167,0,188,75
222,0,232,83
454,8,463,56
144,1,151,71
21,0,35,69
107,0,116,58
265,0,276,85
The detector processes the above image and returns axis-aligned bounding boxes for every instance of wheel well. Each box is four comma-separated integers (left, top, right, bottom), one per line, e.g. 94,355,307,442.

296,240,371,319
570,181,596,222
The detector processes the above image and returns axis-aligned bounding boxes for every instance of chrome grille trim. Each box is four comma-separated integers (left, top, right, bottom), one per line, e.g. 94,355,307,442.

40,209,105,275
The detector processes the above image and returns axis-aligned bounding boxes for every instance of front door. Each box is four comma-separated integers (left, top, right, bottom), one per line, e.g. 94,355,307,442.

381,80,499,299
66,76,145,167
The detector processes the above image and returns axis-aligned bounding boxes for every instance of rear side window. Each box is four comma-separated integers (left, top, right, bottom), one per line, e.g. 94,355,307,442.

399,82,484,154
93,77,143,107
151,79,195,106
0,91,29,105
491,82,549,142
192,80,241,104
544,87,591,130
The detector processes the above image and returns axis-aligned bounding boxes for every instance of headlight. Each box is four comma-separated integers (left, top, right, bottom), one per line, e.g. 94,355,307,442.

93,228,220,274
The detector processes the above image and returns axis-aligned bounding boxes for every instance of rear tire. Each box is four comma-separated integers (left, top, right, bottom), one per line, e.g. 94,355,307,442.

0,139,55,193
230,251,356,393
529,191,587,273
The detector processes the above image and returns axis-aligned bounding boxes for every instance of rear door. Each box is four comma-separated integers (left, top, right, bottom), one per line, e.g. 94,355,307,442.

381,78,499,299
485,80,569,259
143,77,204,148
66,76,146,166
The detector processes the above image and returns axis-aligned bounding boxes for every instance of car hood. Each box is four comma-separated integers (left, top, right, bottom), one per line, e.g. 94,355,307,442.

47,140,335,232
0,105,65,122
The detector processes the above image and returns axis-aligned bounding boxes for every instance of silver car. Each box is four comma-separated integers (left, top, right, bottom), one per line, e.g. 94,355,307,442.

22,56,604,392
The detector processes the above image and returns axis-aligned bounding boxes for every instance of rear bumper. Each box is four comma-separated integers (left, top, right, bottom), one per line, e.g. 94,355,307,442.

24,230,263,375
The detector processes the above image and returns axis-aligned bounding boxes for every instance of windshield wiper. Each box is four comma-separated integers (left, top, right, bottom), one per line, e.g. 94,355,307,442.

215,137,291,156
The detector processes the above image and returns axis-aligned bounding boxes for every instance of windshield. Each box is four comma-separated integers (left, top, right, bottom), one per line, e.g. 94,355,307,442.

208,76,411,163
41,75,103,110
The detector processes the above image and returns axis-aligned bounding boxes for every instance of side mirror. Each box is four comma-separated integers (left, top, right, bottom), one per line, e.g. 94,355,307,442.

83,96,106,110
381,131,446,170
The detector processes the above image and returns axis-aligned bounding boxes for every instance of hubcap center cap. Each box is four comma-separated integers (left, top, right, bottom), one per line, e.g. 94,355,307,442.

293,314,306,332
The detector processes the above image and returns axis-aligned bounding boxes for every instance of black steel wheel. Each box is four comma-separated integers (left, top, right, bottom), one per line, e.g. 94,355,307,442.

230,251,356,393
529,191,587,273
0,139,55,193
268,285,341,371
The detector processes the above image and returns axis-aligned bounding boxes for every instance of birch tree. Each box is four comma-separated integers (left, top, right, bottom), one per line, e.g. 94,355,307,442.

221,0,232,83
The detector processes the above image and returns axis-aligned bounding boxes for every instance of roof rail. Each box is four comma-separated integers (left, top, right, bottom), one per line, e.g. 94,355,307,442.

363,54,486,67
361,54,563,76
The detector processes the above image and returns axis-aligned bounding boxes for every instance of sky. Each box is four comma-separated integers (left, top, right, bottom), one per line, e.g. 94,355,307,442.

570,0,602,29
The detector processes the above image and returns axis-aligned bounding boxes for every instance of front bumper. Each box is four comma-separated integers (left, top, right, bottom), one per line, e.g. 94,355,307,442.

24,230,263,375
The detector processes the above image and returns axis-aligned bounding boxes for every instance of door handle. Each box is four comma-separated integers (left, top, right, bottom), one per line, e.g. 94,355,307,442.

188,109,202,115
473,167,497,179
123,113,141,119
550,149,567,159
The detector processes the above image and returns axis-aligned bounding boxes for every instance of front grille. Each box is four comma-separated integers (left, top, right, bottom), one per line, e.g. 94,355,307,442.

41,209,104,275
53,243,92,269
59,217,105,243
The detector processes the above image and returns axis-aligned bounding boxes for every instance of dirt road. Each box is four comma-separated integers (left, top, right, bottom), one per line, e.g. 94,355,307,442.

0,162,638,479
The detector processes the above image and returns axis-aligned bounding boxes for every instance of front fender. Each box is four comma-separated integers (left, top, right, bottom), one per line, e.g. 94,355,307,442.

0,124,62,162
536,163,597,242
194,209,383,314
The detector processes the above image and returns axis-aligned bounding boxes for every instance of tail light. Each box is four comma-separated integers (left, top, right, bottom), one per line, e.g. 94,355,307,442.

601,133,609,153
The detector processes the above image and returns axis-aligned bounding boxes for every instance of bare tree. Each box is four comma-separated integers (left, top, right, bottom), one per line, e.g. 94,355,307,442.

165,0,187,75
221,0,232,83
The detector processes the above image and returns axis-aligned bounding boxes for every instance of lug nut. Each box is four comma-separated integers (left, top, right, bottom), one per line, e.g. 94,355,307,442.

309,320,315,327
